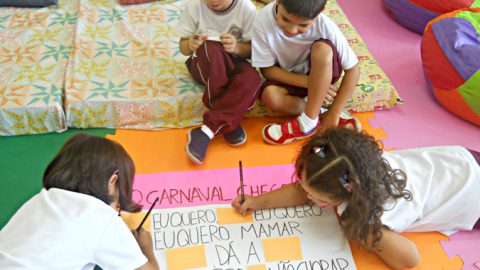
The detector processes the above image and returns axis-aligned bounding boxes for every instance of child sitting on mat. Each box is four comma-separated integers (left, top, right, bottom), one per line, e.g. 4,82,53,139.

253,0,362,145
176,0,261,165
0,133,159,270
232,127,480,269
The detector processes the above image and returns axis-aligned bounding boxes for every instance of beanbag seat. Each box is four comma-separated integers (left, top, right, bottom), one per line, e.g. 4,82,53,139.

384,0,480,34
421,8,480,126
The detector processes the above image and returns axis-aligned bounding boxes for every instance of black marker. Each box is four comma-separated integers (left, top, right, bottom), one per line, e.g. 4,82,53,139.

239,160,245,204
136,197,159,233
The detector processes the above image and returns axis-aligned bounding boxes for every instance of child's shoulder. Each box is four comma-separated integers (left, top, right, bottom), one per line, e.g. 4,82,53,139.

254,2,275,26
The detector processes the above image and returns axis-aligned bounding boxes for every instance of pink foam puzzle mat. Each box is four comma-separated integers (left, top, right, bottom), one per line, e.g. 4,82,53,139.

441,230,480,270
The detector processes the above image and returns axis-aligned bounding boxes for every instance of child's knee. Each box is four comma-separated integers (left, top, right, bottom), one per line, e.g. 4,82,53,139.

196,41,223,58
261,86,286,110
311,41,333,63
205,41,224,54
238,64,261,81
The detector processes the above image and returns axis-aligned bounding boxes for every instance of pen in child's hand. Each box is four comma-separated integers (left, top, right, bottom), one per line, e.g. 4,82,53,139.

136,197,159,234
239,160,245,204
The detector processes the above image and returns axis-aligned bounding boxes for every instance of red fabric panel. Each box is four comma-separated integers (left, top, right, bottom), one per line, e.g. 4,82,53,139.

434,87,480,126
409,0,474,13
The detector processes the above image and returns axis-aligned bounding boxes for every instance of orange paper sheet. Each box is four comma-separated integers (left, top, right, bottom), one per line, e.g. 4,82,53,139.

262,237,303,262
216,207,254,224
247,265,267,270
166,245,207,270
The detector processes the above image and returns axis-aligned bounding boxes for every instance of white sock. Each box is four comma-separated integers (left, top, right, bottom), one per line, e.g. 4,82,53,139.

297,112,318,133
201,125,214,139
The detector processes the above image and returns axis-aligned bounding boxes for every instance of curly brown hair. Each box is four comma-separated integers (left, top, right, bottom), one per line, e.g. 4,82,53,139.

294,127,411,250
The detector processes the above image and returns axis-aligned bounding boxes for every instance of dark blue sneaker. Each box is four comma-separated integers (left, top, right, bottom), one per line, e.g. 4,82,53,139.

223,125,247,146
186,127,211,164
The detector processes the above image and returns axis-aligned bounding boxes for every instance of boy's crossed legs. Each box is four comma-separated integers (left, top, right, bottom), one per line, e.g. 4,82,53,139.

261,39,360,145
186,41,261,164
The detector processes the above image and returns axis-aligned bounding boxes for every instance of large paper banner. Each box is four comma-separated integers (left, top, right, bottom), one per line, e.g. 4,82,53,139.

149,204,357,270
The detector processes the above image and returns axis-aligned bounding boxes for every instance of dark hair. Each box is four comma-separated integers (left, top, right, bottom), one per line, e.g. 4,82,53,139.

278,0,327,19
294,127,411,250
43,133,141,213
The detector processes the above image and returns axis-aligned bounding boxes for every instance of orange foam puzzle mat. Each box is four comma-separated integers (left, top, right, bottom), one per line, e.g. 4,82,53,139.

109,113,462,270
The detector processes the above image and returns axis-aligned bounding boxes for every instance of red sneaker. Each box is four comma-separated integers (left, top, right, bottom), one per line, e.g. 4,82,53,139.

262,117,317,145
338,111,362,132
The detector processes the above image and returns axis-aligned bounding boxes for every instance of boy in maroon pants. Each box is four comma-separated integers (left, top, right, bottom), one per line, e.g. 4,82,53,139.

177,0,261,164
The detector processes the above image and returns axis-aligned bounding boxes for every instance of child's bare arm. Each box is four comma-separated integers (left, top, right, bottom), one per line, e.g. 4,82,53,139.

219,34,251,59
368,227,420,270
233,41,252,59
231,183,309,215
318,63,359,133
329,63,359,116
133,229,160,270
179,38,192,56
260,66,309,88
179,36,205,56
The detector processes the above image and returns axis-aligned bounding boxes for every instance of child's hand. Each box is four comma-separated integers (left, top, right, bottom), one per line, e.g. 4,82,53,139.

317,112,340,134
231,194,263,216
324,84,337,104
219,33,237,54
188,34,206,52
132,228,154,255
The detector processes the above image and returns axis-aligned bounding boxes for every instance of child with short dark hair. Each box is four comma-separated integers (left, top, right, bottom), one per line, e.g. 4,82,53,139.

0,133,159,270
253,0,361,145
177,0,261,164
232,127,480,269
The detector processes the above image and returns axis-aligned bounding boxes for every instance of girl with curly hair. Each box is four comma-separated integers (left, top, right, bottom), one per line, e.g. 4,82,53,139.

232,127,480,269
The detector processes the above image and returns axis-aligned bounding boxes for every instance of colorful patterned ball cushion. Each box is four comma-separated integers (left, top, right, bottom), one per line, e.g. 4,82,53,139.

384,0,480,34
421,8,480,126
0,0,58,7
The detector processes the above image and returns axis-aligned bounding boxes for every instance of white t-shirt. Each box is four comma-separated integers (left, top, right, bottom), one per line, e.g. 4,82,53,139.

176,0,256,42
337,146,480,235
0,188,147,270
252,2,358,74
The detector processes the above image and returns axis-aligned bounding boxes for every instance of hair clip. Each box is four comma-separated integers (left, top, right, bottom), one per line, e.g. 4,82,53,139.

313,146,325,158
338,170,352,193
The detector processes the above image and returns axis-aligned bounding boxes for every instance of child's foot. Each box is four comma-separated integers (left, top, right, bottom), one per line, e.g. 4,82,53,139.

186,127,211,164
223,125,247,146
262,117,317,145
338,111,362,132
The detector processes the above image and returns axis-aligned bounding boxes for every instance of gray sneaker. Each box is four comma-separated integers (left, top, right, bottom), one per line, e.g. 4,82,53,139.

223,125,247,146
186,127,211,164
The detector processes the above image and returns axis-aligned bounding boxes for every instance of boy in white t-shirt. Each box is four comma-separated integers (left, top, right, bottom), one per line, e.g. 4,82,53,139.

253,0,361,145
176,0,261,165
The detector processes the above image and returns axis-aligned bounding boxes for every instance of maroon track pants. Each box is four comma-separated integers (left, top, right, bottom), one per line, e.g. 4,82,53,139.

186,41,261,134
